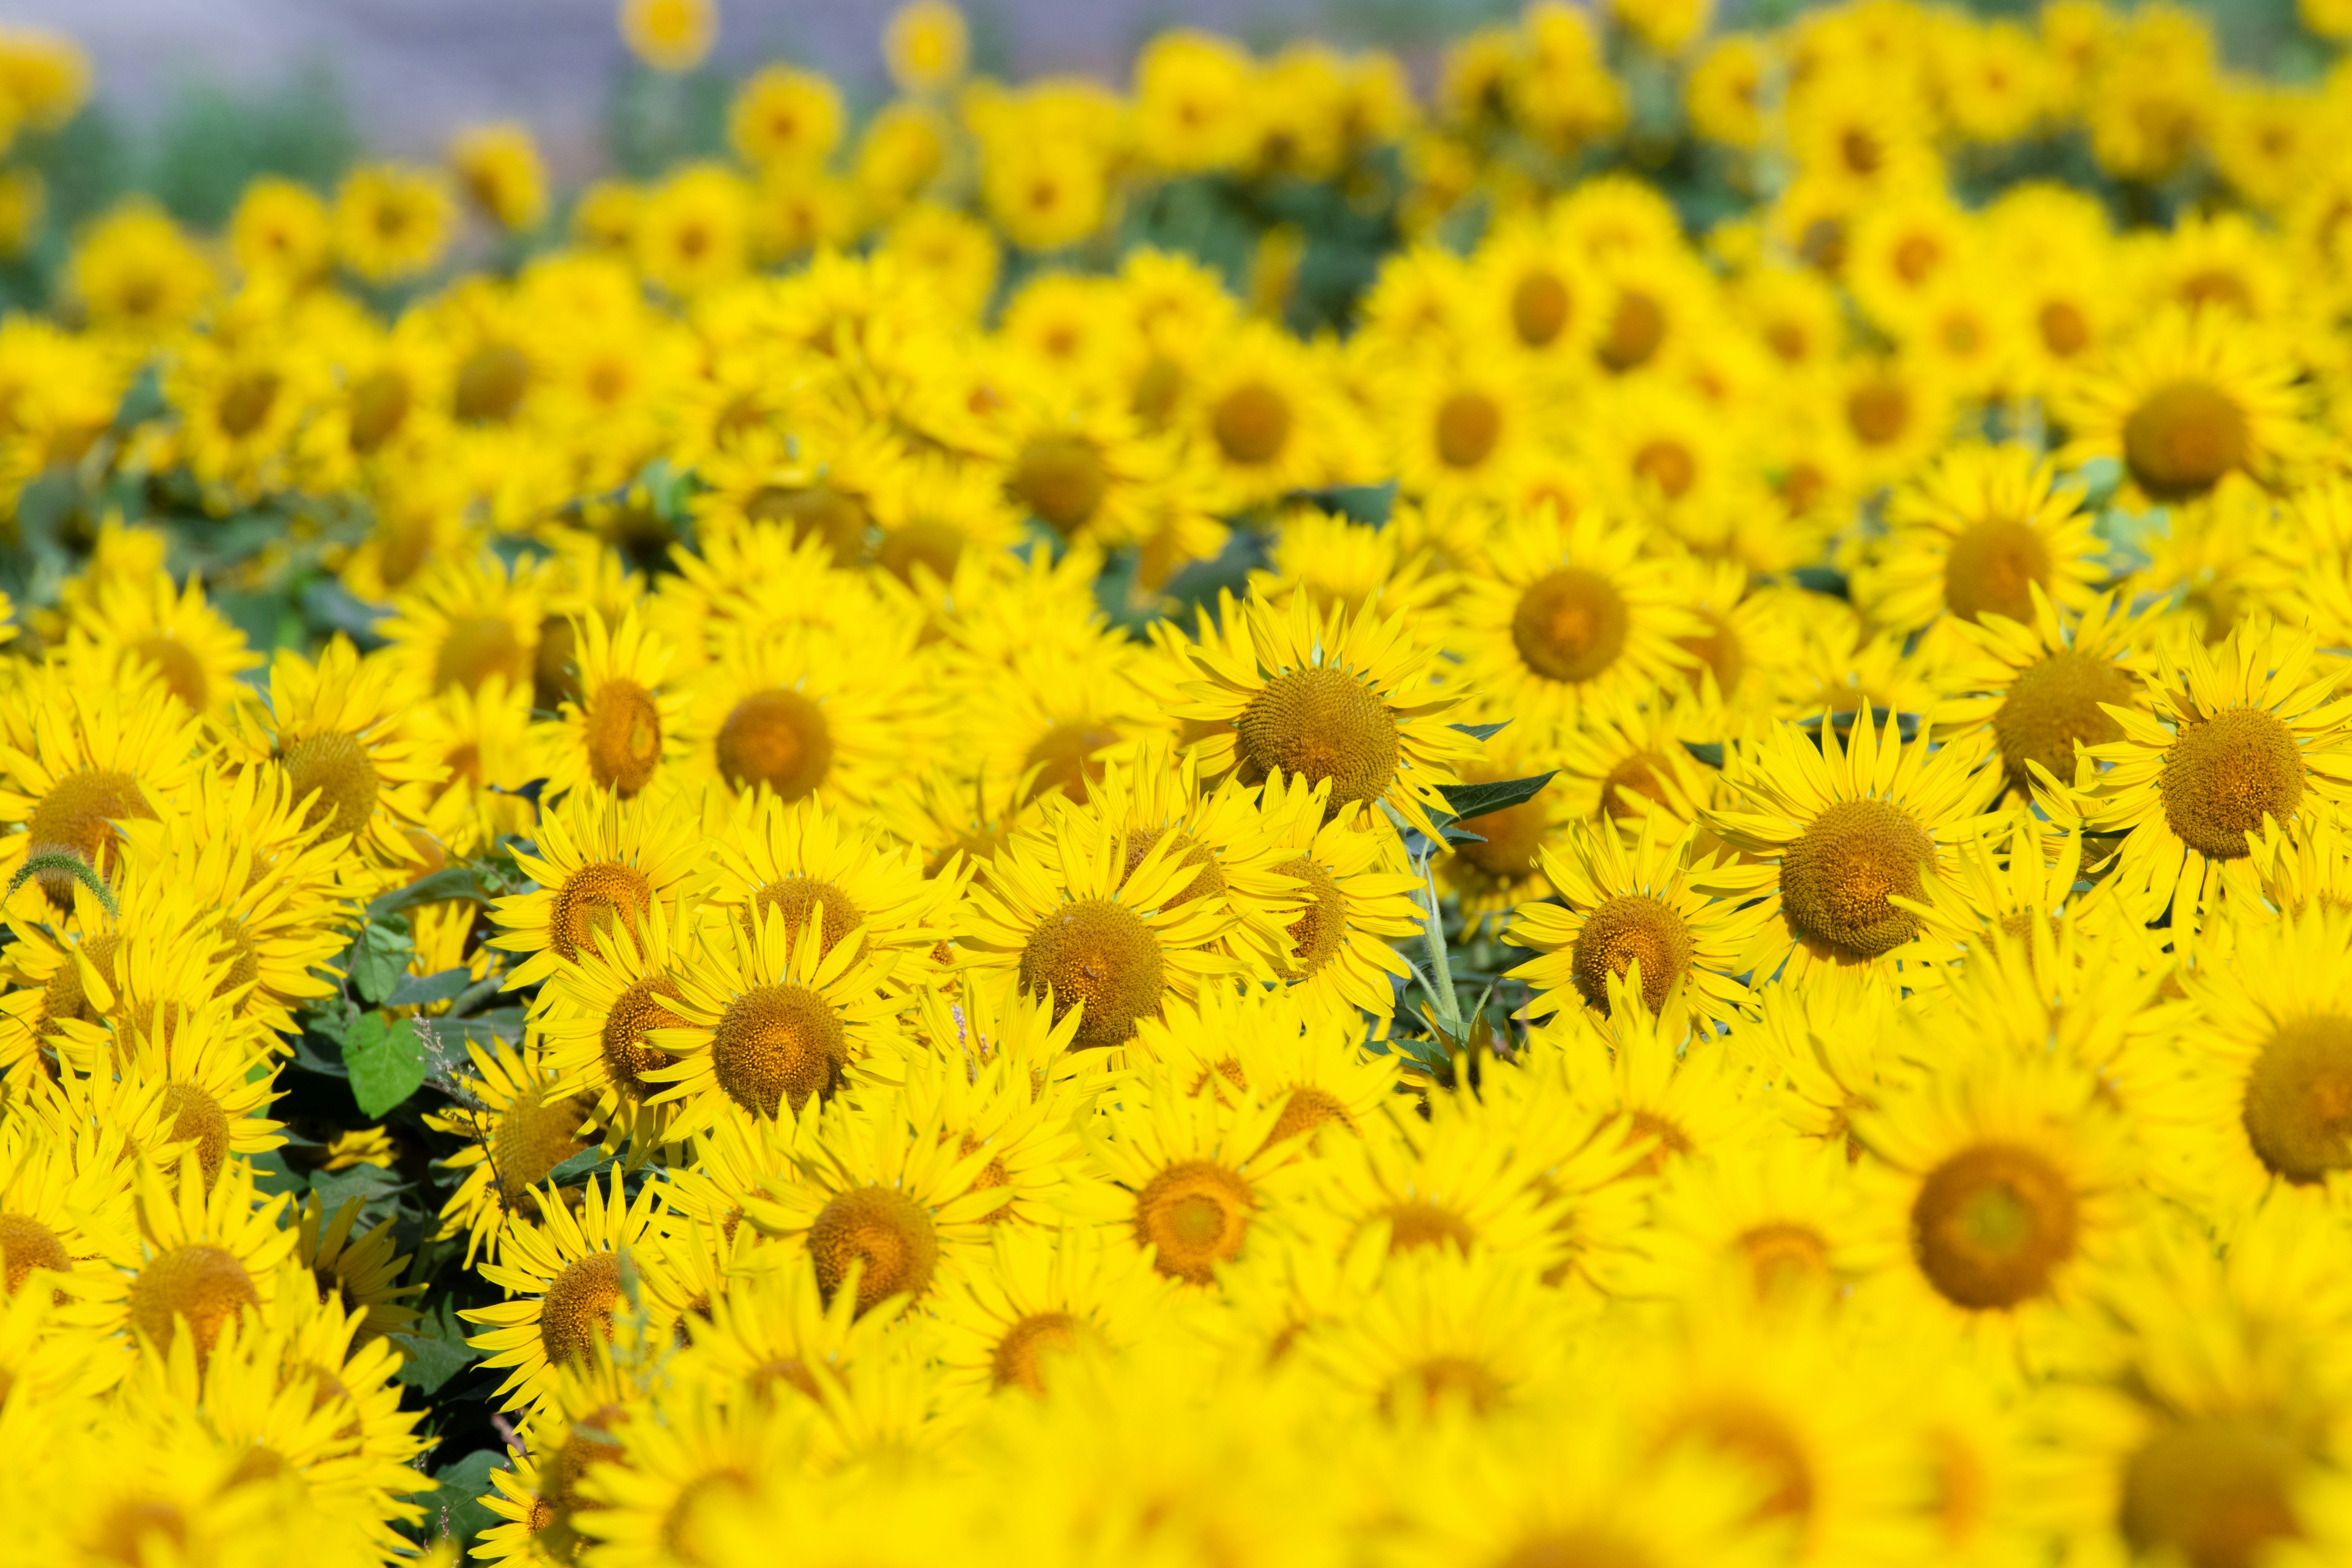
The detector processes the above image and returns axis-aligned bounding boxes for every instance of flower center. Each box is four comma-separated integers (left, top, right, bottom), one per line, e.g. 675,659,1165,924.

216,370,281,439
553,1403,629,1512
1018,898,1164,1050
2120,1417,2303,1568
1383,1200,1476,1254
2124,379,2247,500
1449,793,1547,881
541,1252,626,1370
1737,1223,1831,1300
454,342,530,424
42,933,115,1033
1599,752,1675,821
710,983,847,1118
1511,270,1571,347
160,1083,232,1189
433,616,527,695
586,678,664,796
1134,1159,1253,1284
1011,433,1107,533
1434,391,1502,469
0,1213,68,1295
1845,379,1910,446
716,688,834,802
1570,894,1695,1014
133,636,209,711
2241,1014,2352,1184
1511,568,1630,684
1910,1142,2078,1309
876,518,968,584
1632,439,1697,500
1991,650,2135,793
1942,518,2051,625
809,1185,938,1314
1385,1355,1506,1420
1262,1085,1352,1151
745,483,870,560
1235,666,1401,810
1274,856,1347,979
24,767,151,905
493,1089,594,1205
551,862,654,964
992,1310,1082,1394
1121,827,1224,908
2039,300,2090,356
1675,1403,1814,1523
284,731,380,841
1780,797,1933,960
211,913,262,1005
1493,1529,1657,1568
534,615,582,709
2159,707,2302,860
1599,290,1665,372
601,979,687,1098
1212,380,1292,466
750,875,862,956
1022,721,1121,804
348,367,412,454
92,1501,192,1568
129,1244,258,1363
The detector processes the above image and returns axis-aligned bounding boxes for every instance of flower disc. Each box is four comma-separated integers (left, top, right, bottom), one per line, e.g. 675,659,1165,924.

586,678,665,796
2158,707,2302,859
0,1213,69,1296
2120,1417,2301,1568
991,1310,1082,1394
1571,894,1695,1014
1012,434,1107,534
1275,856,1347,980
1133,1159,1253,1284
1234,666,1400,809
284,731,379,840
1909,1142,2078,1309
129,1244,258,1359
2124,379,2246,500
552,862,654,963
809,1185,938,1313
2241,1014,2352,1184
711,982,847,1117
25,767,151,902
1779,797,1933,960
541,1252,625,1369
1991,651,2135,791
1943,519,2051,625
717,688,834,802
1018,897,1165,1050
1511,569,1630,684
1212,382,1292,465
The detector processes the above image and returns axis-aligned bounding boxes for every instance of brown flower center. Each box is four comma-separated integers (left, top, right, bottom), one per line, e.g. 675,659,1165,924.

716,688,834,802
586,678,664,796
551,862,654,963
2159,707,2302,860
129,1244,258,1363
2120,1417,2303,1568
1018,898,1164,1050
1570,894,1695,1014
1942,518,2051,625
540,1252,626,1370
809,1185,938,1314
1133,1159,1253,1284
1911,1142,2078,1308
2124,379,2247,501
1511,568,1629,684
1780,797,1932,960
710,982,846,1117
2242,1014,2352,1184
1212,381,1292,466
1992,650,2135,793
1235,666,1401,810
24,767,152,905
1011,433,1107,534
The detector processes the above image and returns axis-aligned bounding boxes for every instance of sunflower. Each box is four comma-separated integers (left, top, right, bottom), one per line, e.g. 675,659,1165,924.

1610,1136,1883,1307
1236,771,1420,1030
464,1170,675,1412
377,549,549,704
991,390,1172,548
569,1381,809,1568
2057,306,2310,509
1701,711,2006,981
332,162,454,284
0,666,206,913
1527,979,1773,1179
1245,503,1455,621
1298,1243,1580,1425
293,1193,420,1343
1128,984,1403,1153
953,631,1167,809
1082,1055,1318,1286
59,566,261,720
639,901,910,1135
1855,443,2107,638
1469,206,1600,368
89,1155,296,1366
1184,323,1366,511
1510,814,1773,1032
489,785,707,990
672,1248,899,1410
2074,617,2352,926
530,892,698,1153
1446,507,1703,730
957,804,1247,1052
1548,683,1726,828
0,1121,135,1302
869,456,1027,588
1177,589,1479,839
1433,725,1582,930
537,609,688,805
1383,345,1548,511
677,622,943,812
931,1223,1175,1398
1928,587,2160,801
425,1037,601,1266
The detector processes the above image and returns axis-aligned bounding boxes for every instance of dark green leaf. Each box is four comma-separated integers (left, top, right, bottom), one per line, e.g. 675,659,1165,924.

1436,772,1556,824
546,1148,613,1186
386,967,472,1008
1438,824,1488,846
394,1297,482,1396
1787,566,1848,598
425,1450,505,1544
346,923,413,1004
1682,740,1725,769
311,1161,402,1214
1449,722,1511,741
298,578,388,649
344,1013,426,1119
366,866,488,921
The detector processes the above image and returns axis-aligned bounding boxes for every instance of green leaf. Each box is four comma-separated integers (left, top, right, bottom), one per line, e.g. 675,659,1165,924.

365,865,488,921
424,1450,505,1545
1449,721,1511,741
1436,772,1556,824
346,923,414,1005
386,967,472,1008
546,1148,613,1186
343,1013,426,1119
394,1297,482,1397
311,1161,402,1213
1682,739,1725,769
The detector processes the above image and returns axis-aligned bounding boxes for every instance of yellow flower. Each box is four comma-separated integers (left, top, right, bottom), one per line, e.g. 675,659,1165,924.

728,66,843,171
66,199,217,341
332,163,455,284
619,0,716,72
228,176,334,284
451,123,549,232
884,2,970,93
489,785,707,991
1134,31,1259,174
1856,443,2107,638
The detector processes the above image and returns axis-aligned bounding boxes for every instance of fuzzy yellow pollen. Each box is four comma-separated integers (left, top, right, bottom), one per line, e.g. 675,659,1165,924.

717,688,834,802
1942,518,2051,625
1846,379,1910,447
810,1185,938,1313
1383,1200,1476,1254
1736,1223,1831,1300
1992,651,2135,792
2158,707,2302,860
1235,666,1401,809
1450,794,1545,882
1572,895,1695,1014
2124,379,2247,500
1134,1159,1253,1283
133,635,208,711
1511,568,1630,684
1780,797,1933,960
601,979,687,1098
284,731,380,841
1019,898,1164,1050
551,861,654,963
160,1082,232,1189
1212,381,1292,465
2241,1015,2352,1183
454,342,530,424
711,983,846,1117
1274,856,1346,980
554,1402,629,1516
1011,433,1107,534
24,767,152,905
540,1251,626,1370
586,677,664,796
1121,827,1224,908
129,1243,258,1361
1022,722,1121,804
1600,752,1676,820
1263,1085,1351,1151
1434,391,1502,469
1910,1142,2078,1308
347,366,412,455
991,1310,1082,1394
1511,270,1570,347
0,1213,68,1296
749,875,862,956
493,1089,594,1205
2120,1417,2302,1568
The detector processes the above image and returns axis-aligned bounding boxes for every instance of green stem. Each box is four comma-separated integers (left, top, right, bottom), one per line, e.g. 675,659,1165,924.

6,853,119,919
1415,851,1463,1041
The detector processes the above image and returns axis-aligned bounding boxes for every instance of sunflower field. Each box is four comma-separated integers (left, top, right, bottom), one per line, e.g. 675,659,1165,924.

12,0,2352,1561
